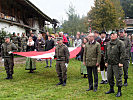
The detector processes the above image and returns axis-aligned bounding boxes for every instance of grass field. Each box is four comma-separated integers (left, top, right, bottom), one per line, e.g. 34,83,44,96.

0,58,133,100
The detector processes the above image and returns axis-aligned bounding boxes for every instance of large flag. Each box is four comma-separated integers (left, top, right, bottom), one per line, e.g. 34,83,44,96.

13,47,81,59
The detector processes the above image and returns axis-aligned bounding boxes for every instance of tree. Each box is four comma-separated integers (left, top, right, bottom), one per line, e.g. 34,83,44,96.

120,0,133,18
62,4,88,36
110,0,125,28
87,0,125,32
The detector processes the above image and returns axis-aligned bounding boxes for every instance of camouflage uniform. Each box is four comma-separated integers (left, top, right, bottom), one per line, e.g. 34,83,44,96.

35,39,45,51
11,36,18,51
1,41,17,79
83,41,101,90
55,42,70,86
105,38,126,87
119,36,131,84
17,36,21,52
21,36,28,52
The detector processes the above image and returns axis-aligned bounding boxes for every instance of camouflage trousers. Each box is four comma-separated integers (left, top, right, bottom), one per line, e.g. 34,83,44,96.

107,65,123,87
4,57,14,75
21,44,27,52
15,43,18,50
123,60,129,79
56,61,67,81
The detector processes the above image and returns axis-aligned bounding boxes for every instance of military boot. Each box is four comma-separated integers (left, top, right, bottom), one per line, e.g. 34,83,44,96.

105,85,115,94
56,79,63,86
5,74,10,79
62,80,66,86
124,79,128,86
116,86,122,97
10,74,13,79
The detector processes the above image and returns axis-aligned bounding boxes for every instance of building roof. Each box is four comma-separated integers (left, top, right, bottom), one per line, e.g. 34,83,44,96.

22,0,53,23
125,19,133,25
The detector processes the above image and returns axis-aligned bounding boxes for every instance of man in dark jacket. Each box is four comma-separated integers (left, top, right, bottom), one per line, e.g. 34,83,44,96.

119,29,131,86
31,33,37,42
94,31,100,41
45,35,55,68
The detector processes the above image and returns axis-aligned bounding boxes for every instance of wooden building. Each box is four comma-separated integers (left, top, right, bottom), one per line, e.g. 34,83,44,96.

0,0,53,35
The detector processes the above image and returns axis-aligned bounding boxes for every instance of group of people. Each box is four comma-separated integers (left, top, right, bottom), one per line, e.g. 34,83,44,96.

0,31,70,78
0,29,131,97
76,29,131,97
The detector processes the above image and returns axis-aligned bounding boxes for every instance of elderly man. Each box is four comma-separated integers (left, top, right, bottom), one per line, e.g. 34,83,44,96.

105,32,126,97
1,36,17,79
83,33,101,92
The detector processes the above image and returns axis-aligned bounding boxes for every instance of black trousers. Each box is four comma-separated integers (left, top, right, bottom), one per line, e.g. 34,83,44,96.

87,66,98,88
100,55,107,71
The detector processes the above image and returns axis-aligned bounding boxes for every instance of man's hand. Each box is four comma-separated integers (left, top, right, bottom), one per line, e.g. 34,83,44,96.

2,59,4,62
105,63,108,67
83,62,86,66
96,63,99,66
65,63,68,68
119,63,123,67
8,51,12,54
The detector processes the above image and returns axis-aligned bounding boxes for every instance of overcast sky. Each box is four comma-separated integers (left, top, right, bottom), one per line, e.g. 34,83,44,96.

29,0,94,22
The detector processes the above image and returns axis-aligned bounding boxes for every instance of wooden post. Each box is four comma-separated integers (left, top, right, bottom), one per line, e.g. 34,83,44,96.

0,0,2,12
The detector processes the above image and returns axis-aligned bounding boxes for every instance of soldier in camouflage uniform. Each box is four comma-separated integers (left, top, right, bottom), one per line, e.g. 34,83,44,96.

83,33,101,92
119,29,131,86
21,33,28,52
54,37,70,86
105,32,126,97
1,36,17,79
11,32,18,51
17,33,21,52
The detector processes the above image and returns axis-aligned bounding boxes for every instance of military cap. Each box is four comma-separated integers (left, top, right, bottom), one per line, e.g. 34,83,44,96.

56,37,63,41
119,29,124,33
110,31,117,35
4,36,10,39
13,32,15,35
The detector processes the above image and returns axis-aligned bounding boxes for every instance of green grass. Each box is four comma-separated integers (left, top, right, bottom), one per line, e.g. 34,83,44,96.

0,58,133,100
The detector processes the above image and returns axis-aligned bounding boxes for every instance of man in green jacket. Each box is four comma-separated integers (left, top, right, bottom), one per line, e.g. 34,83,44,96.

1,36,17,79
105,32,126,97
83,33,101,92
119,29,131,86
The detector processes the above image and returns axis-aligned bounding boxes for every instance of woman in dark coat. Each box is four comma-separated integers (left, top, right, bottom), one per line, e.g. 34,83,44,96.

76,37,88,78
35,36,45,51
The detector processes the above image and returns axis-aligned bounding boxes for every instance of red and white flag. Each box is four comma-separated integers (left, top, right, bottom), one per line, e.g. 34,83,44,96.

13,47,81,59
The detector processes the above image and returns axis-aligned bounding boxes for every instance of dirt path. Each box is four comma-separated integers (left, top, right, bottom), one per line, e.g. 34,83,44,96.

0,57,26,64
